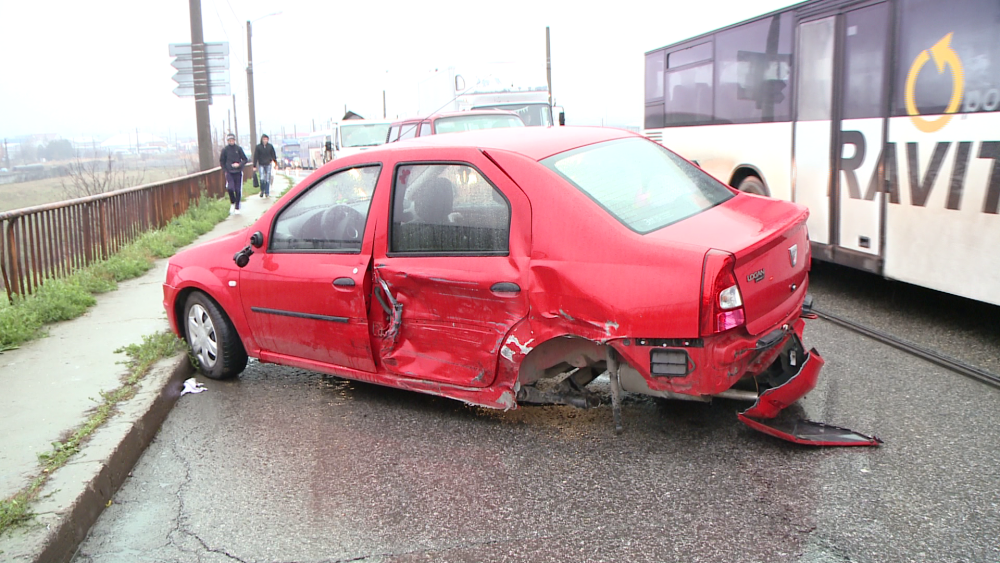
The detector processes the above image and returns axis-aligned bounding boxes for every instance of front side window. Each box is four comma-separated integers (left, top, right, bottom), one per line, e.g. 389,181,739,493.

399,123,418,141
390,163,510,255
419,122,432,137
270,165,380,252
542,138,733,234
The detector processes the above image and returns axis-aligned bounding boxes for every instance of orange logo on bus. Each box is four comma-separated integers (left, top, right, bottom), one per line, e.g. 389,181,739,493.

905,33,964,133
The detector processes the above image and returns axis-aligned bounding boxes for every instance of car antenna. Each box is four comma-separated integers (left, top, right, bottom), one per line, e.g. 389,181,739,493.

398,73,488,139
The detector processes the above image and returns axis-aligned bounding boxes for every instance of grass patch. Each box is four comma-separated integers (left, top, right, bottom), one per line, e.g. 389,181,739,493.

0,194,229,351
0,331,185,537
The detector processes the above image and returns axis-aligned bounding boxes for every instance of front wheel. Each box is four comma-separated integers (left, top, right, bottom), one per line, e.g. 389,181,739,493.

184,292,248,380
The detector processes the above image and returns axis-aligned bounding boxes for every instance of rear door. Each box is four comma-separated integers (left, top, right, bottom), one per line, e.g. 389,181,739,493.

369,149,531,388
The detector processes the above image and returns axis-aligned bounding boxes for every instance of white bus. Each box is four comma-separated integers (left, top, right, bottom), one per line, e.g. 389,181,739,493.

643,0,1000,306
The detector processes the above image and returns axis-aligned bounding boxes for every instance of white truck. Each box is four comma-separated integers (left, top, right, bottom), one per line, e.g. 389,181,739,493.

416,67,564,127
302,119,393,168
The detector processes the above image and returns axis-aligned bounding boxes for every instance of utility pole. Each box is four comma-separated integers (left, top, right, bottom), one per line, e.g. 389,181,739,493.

247,20,257,151
383,91,387,119
188,0,214,170
232,94,239,144
546,26,553,110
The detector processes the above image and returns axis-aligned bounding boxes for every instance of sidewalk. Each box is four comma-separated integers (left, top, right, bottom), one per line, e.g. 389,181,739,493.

0,176,294,562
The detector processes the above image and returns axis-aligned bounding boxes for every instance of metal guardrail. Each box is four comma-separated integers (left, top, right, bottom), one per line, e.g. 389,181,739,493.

1,167,230,302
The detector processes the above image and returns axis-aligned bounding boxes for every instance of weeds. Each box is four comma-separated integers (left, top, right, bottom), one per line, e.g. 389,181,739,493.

0,331,185,537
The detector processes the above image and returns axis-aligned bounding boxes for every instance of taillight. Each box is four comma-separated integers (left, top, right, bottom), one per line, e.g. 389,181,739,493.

700,250,746,336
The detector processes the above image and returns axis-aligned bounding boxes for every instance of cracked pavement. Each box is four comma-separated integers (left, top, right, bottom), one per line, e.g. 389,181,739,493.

72,265,1000,563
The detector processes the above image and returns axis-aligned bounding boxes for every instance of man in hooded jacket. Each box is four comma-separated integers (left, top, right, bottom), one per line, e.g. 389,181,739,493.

253,134,278,198
220,133,248,214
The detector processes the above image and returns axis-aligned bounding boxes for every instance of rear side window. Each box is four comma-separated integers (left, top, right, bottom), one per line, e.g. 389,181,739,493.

542,138,733,233
389,163,510,255
270,165,380,252
419,122,432,136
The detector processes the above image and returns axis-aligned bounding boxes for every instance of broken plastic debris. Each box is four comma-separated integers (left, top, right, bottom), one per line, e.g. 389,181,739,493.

180,377,207,396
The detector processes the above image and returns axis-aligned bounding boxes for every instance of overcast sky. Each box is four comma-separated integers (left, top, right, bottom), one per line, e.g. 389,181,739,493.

0,0,797,142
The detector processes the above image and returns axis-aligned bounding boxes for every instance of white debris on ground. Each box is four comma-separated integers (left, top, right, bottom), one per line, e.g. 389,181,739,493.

180,377,207,396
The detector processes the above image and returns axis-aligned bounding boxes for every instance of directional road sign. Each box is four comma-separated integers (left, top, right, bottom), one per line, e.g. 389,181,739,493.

168,42,229,57
169,42,231,99
170,57,229,72
173,84,231,97
172,71,229,86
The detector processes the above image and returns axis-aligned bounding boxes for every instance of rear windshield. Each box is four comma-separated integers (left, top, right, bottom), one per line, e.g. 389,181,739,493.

341,124,391,147
542,138,734,233
434,114,525,134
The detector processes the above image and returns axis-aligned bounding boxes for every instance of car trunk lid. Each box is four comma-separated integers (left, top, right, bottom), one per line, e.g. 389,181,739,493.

651,194,811,335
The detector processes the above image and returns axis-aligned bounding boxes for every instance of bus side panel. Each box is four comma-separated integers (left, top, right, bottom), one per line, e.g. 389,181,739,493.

793,120,832,245
652,122,793,201
883,113,1000,306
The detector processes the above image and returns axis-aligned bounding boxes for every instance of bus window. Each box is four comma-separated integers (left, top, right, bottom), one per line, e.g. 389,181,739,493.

894,0,1000,117
714,13,793,124
645,50,665,101
664,63,714,125
668,42,712,69
843,5,889,119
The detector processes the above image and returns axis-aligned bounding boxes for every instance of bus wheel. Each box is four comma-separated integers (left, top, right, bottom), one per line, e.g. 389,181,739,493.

737,176,768,196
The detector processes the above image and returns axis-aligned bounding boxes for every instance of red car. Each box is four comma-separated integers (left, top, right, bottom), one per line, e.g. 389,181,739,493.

385,109,524,143
163,127,878,446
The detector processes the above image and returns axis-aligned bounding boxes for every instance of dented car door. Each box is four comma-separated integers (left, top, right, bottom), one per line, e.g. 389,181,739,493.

370,150,531,387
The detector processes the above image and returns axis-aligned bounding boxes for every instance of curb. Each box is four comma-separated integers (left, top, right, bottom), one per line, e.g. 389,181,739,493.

0,353,193,563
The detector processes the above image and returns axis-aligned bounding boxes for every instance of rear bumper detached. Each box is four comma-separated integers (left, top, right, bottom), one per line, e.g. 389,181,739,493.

738,343,882,447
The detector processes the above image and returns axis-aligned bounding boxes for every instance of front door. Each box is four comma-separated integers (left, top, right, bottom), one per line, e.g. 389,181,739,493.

794,3,890,268
370,152,531,388
240,164,383,372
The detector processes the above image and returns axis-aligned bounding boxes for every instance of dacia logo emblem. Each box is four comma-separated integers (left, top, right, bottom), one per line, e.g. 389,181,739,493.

748,268,765,283
789,244,798,267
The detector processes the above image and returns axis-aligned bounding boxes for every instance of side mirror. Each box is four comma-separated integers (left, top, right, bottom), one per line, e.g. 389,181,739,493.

559,111,566,126
233,245,254,268
250,231,264,248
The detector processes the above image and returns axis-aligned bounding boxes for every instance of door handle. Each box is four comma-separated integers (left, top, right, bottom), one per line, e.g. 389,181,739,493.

333,277,355,287
490,282,520,294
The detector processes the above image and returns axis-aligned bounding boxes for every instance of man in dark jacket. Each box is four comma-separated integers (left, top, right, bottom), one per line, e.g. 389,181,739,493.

220,133,248,214
252,134,278,198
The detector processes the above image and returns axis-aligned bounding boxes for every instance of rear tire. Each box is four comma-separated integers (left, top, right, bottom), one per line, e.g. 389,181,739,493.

737,176,768,196
183,292,247,380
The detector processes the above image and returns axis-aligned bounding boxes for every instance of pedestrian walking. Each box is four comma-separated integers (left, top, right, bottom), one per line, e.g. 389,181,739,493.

252,134,278,198
220,133,248,214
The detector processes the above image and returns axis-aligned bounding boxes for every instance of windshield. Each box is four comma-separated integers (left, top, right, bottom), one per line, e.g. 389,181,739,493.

474,103,552,126
434,114,525,134
542,138,734,233
340,124,391,147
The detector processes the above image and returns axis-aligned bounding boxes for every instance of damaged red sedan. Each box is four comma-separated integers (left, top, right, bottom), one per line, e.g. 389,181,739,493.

164,127,879,446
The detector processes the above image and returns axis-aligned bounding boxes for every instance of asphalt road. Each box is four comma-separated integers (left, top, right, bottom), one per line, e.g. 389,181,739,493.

73,269,1000,563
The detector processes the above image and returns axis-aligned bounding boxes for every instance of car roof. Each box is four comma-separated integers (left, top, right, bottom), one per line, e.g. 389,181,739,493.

385,126,638,161
390,109,522,126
